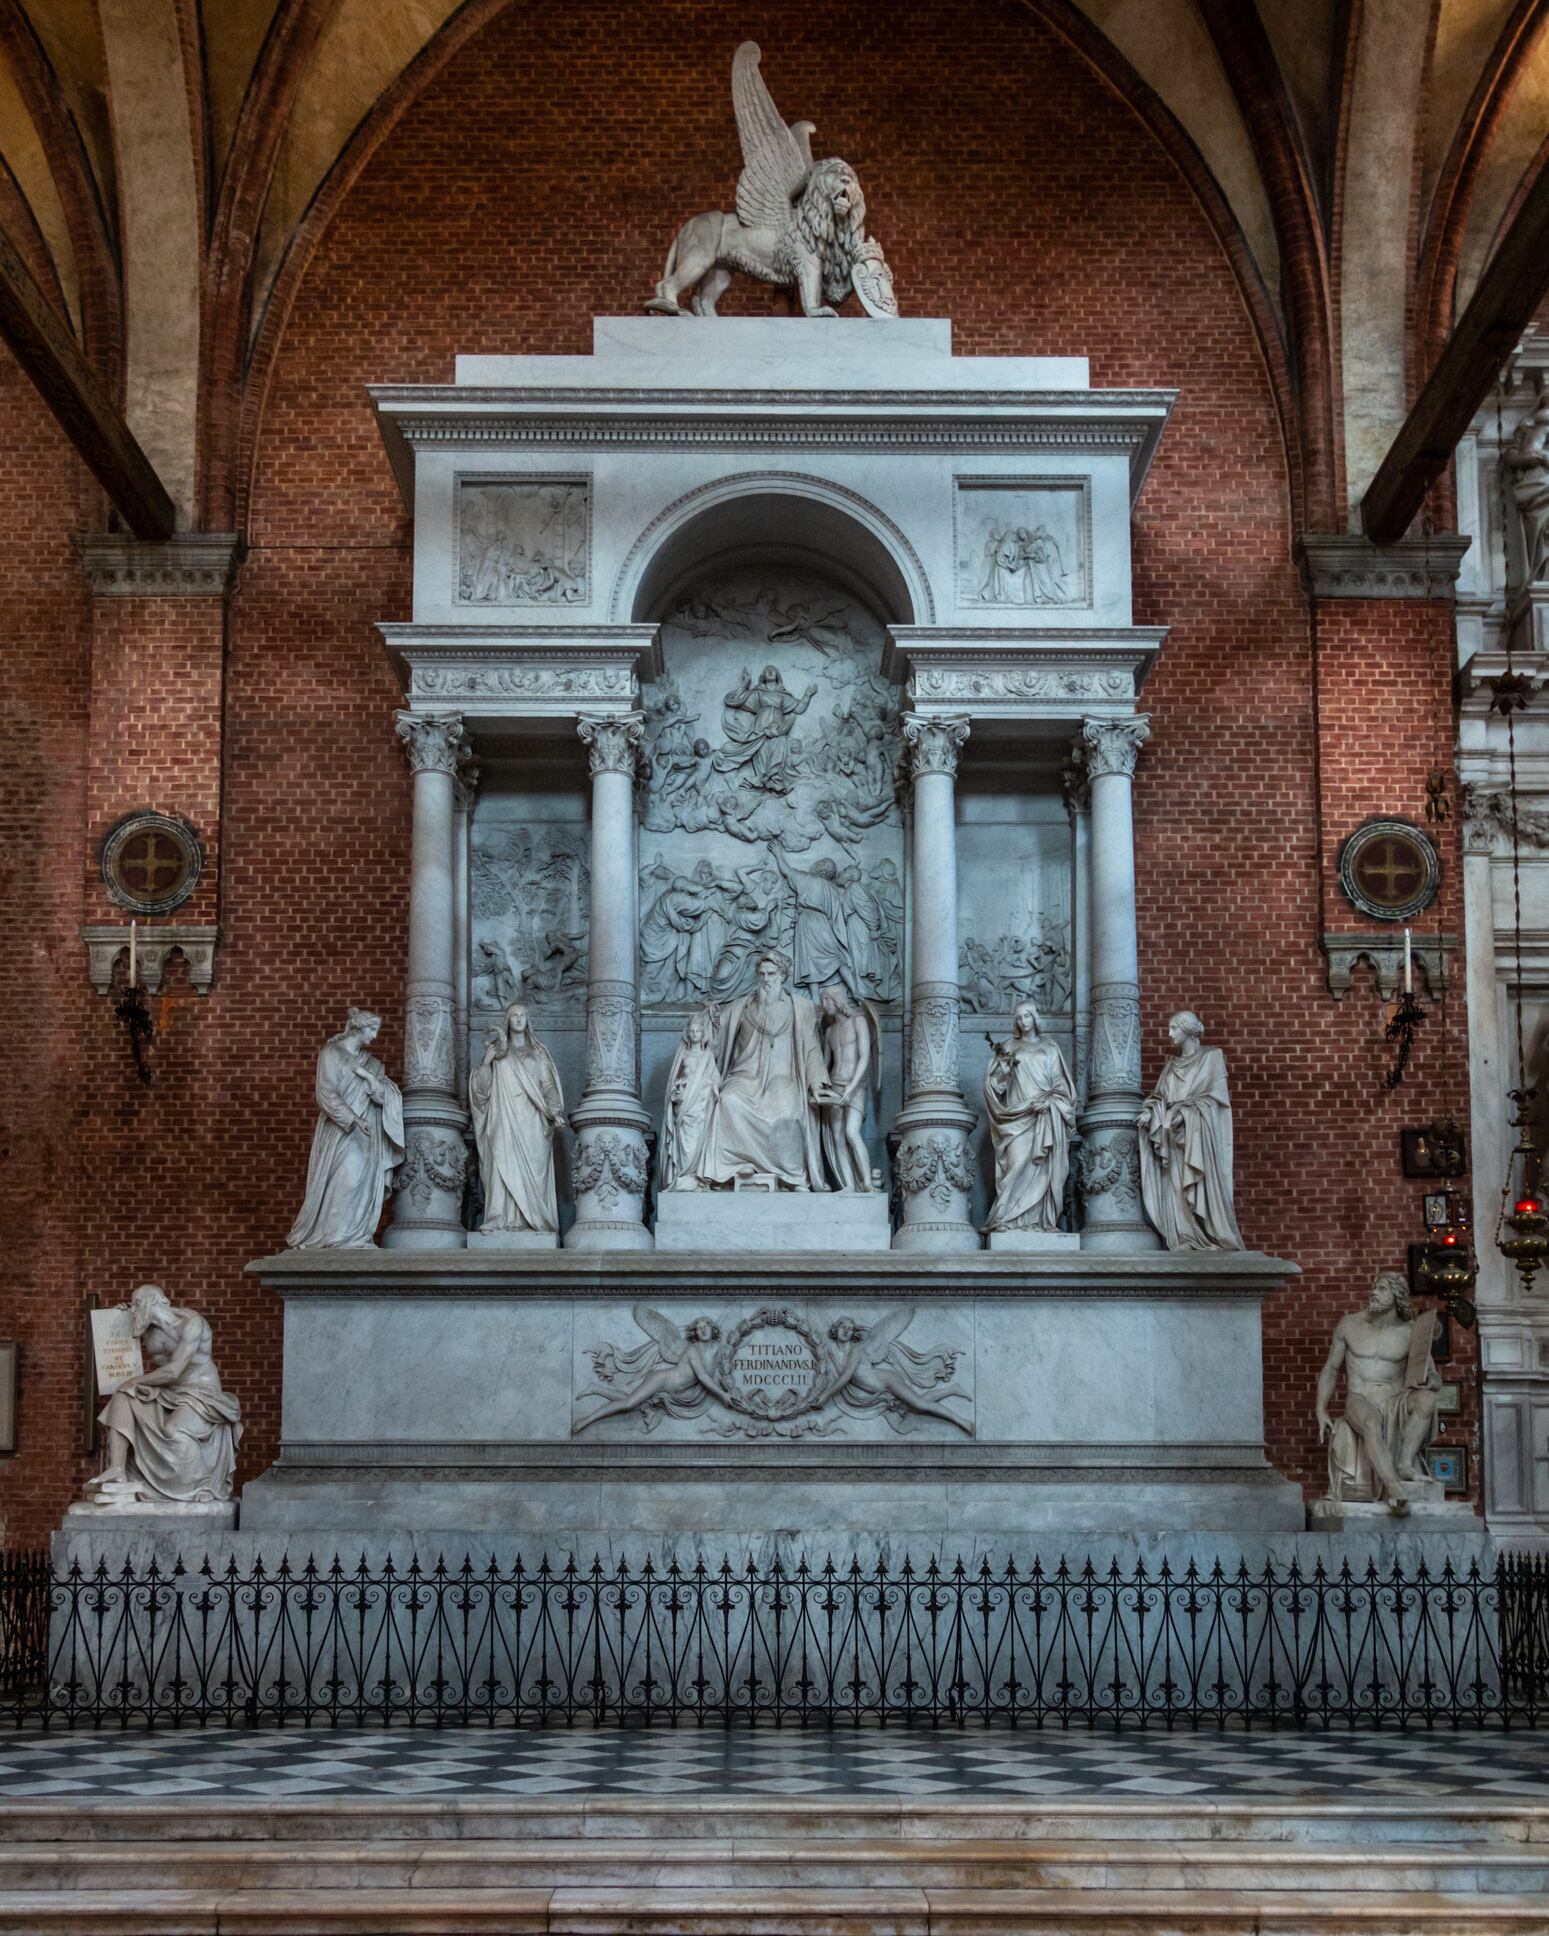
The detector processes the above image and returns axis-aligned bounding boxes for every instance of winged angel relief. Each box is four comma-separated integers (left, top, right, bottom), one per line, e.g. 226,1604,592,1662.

574,1303,971,1437
646,42,897,320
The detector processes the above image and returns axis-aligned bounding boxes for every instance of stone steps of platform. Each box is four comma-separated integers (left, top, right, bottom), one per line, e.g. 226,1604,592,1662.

0,1882,1546,1933
2,1833,1549,1896
3,1796,1546,1848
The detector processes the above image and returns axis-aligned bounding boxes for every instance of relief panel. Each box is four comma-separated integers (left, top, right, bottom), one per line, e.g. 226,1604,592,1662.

954,478,1092,610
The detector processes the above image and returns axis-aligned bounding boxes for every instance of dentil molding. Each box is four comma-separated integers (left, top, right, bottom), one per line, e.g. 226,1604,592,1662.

1295,533,1471,601
76,534,243,598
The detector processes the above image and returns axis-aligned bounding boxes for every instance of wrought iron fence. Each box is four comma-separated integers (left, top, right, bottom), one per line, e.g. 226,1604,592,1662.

3,1548,1547,1729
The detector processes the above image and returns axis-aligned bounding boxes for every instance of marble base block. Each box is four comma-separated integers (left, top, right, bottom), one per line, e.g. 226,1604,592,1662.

988,1229,1081,1253
1308,1482,1475,1534
467,1228,560,1250
654,1190,892,1253
64,1499,236,1530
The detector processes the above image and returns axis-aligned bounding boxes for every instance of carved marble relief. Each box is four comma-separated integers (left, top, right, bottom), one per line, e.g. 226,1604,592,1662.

456,480,589,606
957,829,1073,1015
574,1302,972,1439
638,568,905,1005
955,480,1090,610
470,823,590,1008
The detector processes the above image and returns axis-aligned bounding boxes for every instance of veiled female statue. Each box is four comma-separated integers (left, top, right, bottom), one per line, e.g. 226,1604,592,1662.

470,1001,568,1235
983,1002,1076,1233
287,1007,405,1249
660,1007,721,1191
1138,1010,1244,1251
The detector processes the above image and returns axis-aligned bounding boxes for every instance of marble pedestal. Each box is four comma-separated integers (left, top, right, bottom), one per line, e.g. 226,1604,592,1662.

1307,1478,1476,1534
988,1230,1081,1253
654,1191,892,1254
63,1500,236,1531
466,1229,559,1251
236,1247,1307,1539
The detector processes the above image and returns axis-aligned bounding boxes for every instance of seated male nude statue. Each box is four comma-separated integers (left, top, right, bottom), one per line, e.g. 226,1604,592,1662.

1315,1269,1440,1515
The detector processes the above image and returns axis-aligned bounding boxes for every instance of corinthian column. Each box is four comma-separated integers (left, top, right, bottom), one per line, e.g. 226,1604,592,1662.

892,714,978,1252
385,712,471,1250
565,712,652,1250
1075,714,1159,1250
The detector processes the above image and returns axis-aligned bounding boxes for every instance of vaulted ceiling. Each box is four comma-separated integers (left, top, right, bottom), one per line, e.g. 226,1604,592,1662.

1,0,1547,532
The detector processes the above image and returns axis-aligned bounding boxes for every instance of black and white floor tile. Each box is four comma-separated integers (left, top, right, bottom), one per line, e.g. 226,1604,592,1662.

1,1724,1547,1800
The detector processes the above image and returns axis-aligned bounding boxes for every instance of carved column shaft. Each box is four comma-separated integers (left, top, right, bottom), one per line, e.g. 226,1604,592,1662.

452,762,477,1109
893,715,978,1253
385,712,471,1250
565,712,653,1251
1075,714,1158,1251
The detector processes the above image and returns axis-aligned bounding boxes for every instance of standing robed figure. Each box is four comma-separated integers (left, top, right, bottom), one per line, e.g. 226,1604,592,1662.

983,1001,1076,1233
287,1008,405,1249
470,1002,568,1235
1137,1010,1244,1251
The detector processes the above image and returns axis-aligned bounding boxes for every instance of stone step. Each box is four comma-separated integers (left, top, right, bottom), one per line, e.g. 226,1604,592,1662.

0,1883,1546,1934
2,1834,1549,1896
3,1796,1546,1848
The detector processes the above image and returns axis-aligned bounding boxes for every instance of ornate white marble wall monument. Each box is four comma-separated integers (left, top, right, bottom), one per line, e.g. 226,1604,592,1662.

237,316,1309,1541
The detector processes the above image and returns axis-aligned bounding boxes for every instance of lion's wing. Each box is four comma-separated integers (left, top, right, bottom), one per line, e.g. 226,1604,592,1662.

731,41,809,230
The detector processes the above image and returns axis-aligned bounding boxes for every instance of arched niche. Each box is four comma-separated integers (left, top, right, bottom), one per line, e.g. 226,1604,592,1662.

612,475,934,628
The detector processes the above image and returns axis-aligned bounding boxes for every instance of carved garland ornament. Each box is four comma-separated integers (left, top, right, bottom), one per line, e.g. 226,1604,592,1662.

896,1134,975,1208
397,1134,469,1210
1076,1137,1140,1209
572,1131,648,1208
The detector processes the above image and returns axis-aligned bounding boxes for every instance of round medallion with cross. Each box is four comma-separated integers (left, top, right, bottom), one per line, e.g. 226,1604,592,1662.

1337,818,1441,922
100,812,203,915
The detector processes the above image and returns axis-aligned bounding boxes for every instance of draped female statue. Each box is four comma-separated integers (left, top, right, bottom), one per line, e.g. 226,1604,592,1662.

983,1002,1076,1233
1138,1010,1244,1251
287,1008,405,1249
470,1002,568,1235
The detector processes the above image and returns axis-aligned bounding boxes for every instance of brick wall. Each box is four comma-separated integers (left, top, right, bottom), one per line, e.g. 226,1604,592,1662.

0,0,1476,1540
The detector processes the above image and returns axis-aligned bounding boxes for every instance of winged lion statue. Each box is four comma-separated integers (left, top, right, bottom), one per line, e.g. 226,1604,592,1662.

646,42,897,320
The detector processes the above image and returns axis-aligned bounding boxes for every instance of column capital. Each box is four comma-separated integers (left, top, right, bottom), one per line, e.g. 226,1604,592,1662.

1077,714,1150,780
452,758,481,815
577,710,645,777
395,711,467,777
903,713,970,777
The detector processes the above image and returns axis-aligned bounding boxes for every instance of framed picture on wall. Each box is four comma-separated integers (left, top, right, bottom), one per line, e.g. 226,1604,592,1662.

1428,1445,1468,1495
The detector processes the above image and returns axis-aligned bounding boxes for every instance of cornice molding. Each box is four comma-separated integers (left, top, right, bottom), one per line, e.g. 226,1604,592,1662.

76,533,243,598
1295,533,1471,601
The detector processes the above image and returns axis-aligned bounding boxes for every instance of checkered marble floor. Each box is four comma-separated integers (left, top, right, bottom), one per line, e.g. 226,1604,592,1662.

1,1724,1548,1800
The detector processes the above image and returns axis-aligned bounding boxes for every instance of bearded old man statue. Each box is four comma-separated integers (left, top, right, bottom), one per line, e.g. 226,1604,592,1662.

1137,1010,1244,1251
692,951,833,1189
287,1007,405,1248
470,1001,569,1236
983,1001,1077,1234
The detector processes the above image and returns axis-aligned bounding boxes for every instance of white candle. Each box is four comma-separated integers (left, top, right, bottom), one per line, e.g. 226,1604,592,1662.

1403,927,1412,995
129,919,136,989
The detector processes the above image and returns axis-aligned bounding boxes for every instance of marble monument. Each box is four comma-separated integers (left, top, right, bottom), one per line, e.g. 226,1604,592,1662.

468,1001,568,1245
983,1000,1078,1250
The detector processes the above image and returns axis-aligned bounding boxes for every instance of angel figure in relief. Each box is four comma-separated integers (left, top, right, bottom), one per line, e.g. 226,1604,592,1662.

646,41,897,319
572,1305,734,1433
810,1306,974,1434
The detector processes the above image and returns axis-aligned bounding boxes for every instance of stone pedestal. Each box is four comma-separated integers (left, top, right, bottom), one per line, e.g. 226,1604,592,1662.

241,1246,1306,1538
988,1230,1081,1253
64,1499,236,1531
655,1190,891,1253
466,1229,560,1251
1307,1484,1477,1534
